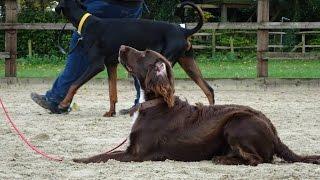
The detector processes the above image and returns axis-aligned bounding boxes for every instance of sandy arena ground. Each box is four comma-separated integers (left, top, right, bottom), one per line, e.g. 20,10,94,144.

0,79,319,179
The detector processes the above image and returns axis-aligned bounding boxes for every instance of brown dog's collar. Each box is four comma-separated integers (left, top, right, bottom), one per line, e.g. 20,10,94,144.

129,98,165,116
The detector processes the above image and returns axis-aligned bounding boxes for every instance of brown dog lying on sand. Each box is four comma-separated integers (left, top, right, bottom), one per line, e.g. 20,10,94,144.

73,46,320,166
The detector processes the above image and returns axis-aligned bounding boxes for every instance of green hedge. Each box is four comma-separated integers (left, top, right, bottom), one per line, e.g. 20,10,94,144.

2,0,320,59
17,9,70,57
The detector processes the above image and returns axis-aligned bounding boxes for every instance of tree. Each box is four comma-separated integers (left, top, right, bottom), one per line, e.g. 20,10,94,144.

19,0,55,11
270,0,320,21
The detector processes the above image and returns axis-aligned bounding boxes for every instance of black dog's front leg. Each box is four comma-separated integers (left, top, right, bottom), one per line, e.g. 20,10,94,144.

59,61,105,109
103,64,118,117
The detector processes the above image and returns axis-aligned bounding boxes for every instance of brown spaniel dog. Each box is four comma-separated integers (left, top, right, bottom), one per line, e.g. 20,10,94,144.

73,46,320,166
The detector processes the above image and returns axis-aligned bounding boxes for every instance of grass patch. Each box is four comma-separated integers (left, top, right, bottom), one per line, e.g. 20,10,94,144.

1,54,320,78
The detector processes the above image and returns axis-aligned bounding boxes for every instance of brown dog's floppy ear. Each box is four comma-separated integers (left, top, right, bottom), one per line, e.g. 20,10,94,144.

145,59,175,107
164,60,175,95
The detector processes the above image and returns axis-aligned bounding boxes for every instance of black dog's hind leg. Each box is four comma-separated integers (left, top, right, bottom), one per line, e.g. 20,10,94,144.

59,59,105,109
103,64,118,117
178,50,215,105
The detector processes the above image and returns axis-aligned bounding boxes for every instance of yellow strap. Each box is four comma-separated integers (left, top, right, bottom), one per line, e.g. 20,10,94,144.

77,13,91,35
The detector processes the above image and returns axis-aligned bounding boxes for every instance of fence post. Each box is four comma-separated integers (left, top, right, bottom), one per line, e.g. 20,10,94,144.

221,4,227,22
301,33,306,54
5,0,18,77
257,0,269,77
28,39,32,56
211,28,216,58
230,36,234,53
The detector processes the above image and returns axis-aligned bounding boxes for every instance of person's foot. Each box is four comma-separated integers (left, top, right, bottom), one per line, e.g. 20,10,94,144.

30,92,70,114
119,105,137,115
119,107,131,115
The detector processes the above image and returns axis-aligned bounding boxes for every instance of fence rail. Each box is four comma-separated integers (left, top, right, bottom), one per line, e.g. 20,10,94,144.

192,30,320,57
1,22,320,30
0,23,75,30
266,52,320,60
0,52,10,59
2,22,320,77
186,22,320,30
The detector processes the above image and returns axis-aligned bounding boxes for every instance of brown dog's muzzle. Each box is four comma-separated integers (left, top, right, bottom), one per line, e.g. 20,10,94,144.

118,45,133,72
118,45,127,63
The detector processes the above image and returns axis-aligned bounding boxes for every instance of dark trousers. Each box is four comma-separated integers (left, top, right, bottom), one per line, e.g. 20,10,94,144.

45,0,143,106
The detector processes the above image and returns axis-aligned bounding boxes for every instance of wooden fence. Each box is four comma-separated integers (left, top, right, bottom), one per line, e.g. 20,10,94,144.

1,0,320,78
2,22,320,77
192,31,320,56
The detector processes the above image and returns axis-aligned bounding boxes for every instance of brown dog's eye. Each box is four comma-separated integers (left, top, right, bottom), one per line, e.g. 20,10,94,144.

148,64,155,70
151,61,160,68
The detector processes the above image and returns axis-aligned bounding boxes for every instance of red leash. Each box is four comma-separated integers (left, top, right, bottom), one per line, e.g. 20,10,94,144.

0,98,64,161
0,98,127,162
104,139,127,154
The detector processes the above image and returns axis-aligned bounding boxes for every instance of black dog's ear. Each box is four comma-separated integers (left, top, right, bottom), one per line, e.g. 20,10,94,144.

174,2,186,22
76,0,87,10
55,5,62,15
55,0,64,15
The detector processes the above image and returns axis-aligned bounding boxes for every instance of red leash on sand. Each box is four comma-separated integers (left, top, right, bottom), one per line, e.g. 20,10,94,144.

104,139,127,154
0,98,127,162
0,98,64,162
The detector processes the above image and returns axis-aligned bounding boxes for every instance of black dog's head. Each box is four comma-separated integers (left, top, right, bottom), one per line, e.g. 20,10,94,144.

55,0,65,15
55,0,87,16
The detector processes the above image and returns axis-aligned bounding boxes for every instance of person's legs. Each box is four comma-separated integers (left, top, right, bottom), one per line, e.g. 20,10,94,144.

31,1,143,114
88,1,144,114
87,1,143,109
31,32,90,113
46,33,89,104
133,77,141,105
86,1,143,19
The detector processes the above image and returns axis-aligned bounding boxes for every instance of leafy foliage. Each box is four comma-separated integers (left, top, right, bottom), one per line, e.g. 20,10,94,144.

144,0,180,21
269,0,320,21
16,8,70,57
2,0,320,59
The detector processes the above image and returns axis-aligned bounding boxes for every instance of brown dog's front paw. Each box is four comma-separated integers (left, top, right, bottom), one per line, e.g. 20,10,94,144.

103,111,116,117
73,158,90,164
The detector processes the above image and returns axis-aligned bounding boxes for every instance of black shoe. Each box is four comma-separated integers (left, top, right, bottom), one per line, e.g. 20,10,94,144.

119,108,131,115
30,92,70,114
119,104,138,115
119,104,140,115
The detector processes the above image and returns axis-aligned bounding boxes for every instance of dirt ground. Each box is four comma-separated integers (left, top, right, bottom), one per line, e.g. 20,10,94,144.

0,79,319,179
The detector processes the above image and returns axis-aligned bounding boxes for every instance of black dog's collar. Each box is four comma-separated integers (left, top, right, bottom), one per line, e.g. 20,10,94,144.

78,13,91,35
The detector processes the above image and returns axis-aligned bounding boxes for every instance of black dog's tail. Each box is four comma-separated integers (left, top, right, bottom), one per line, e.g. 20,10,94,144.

275,137,320,164
176,1,204,37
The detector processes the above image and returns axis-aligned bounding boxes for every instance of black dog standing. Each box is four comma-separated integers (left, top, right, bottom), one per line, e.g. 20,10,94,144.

55,0,215,117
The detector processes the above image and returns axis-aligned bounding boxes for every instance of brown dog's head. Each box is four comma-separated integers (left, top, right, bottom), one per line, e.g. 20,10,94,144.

119,45,175,107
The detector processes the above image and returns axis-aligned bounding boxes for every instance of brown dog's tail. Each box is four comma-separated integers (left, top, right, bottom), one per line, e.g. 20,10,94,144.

275,137,320,164
176,1,204,37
